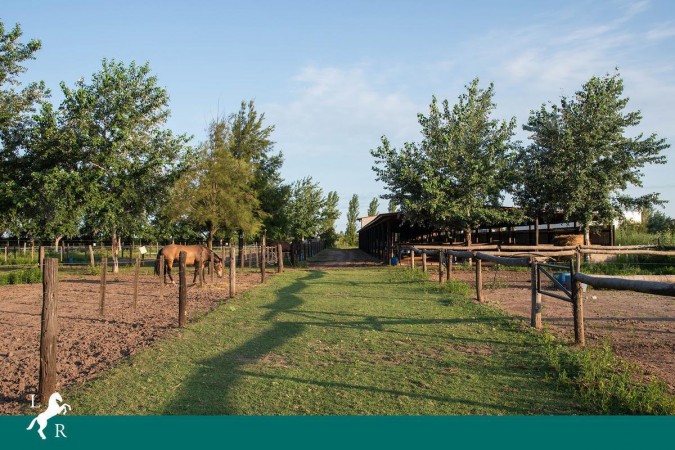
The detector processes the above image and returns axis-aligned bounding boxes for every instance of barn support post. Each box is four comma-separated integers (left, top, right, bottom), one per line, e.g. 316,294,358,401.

178,251,187,327
39,258,58,403
99,258,107,316
133,257,140,309
229,245,236,298
530,261,542,329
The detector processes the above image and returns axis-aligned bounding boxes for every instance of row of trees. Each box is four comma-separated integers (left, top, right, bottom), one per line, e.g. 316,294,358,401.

0,21,342,270
372,73,669,244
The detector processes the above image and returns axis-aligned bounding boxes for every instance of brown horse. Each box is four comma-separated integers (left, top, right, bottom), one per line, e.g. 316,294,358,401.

154,244,224,285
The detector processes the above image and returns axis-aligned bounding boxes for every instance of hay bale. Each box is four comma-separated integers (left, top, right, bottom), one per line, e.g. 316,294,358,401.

552,234,584,246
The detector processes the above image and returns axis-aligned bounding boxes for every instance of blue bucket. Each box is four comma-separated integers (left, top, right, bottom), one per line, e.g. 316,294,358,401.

391,256,399,266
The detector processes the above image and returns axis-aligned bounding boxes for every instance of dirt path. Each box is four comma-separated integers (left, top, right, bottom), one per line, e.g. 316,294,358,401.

309,248,383,268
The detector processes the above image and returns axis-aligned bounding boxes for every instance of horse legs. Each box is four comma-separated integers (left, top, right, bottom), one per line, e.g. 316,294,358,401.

166,261,176,285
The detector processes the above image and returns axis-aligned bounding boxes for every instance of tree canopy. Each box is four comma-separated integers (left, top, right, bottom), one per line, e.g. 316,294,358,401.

372,78,518,243
517,71,669,243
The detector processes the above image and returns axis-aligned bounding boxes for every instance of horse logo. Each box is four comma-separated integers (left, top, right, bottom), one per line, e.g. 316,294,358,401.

26,392,71,440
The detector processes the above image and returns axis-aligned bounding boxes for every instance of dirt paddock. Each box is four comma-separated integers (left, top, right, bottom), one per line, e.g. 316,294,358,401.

447,268,675,391
1,253,673,415
0,270,266,414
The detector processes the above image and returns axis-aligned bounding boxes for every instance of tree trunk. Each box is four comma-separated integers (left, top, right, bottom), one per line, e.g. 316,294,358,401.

534,216,540,246
54,235,63,252
583,225,590,246
464,228,472,246
112,228,119,274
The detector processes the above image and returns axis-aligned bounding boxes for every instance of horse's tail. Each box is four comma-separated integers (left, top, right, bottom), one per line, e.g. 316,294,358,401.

27,416,37,430
154,249,162,276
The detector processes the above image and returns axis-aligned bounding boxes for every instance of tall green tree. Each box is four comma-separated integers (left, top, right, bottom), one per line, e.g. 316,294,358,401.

345,194,359,246
0,21,47,234
388,198,398,213
167,117,259,249
288,177,325,240
60,59,190,272
522,72,669,244
227,101,285,234
322,191,341,230
372,78,517,243
367,197,379,216
320,190,341,247
20,103,89,247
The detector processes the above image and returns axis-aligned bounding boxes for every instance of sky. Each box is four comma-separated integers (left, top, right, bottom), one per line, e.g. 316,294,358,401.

4,0,675,231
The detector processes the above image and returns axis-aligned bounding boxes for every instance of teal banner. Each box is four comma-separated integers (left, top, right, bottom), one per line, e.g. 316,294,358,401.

2,416,673,449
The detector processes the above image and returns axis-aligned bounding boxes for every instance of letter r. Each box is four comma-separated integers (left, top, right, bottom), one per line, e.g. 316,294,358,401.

55,423,67,438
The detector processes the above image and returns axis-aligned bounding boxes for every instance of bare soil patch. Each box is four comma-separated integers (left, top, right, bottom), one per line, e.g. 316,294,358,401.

0,269,269,414
447,268,675,390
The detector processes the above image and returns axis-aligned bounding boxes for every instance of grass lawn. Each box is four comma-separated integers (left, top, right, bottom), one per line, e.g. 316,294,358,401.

66,266,586,415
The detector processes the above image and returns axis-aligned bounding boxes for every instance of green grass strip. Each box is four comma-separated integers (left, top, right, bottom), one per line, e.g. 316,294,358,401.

64,266,590,415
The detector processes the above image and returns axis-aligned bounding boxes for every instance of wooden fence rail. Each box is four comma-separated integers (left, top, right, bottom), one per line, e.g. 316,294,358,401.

573,273,675,297
398,242,675,345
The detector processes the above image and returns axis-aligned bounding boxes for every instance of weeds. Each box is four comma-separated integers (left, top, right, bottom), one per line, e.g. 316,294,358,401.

0,267,42,285
543,336,675,415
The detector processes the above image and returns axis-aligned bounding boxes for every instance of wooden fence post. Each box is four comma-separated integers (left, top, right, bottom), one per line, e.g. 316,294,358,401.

229,245,236,298
133,257,140,309
39,246,45,273
159,255,165,301
3,242,7,263
39,258,58,403
422,252,427,273
99,258,107,316
261,232,267,283
221,246,227,283
210,250,215,284
571,260,585,346
475,257,483,302
178,251,187,327
530,261,542,329
277,242,284,273
446,253,452,281
410,250,415,269
438,252,445,285
89,245,95,268
31,240,35,262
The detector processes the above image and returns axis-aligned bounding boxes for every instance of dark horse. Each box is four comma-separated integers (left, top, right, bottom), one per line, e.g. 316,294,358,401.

154,244,224,285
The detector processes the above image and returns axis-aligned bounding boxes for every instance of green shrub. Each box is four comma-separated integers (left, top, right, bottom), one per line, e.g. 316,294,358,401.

0,267,42,285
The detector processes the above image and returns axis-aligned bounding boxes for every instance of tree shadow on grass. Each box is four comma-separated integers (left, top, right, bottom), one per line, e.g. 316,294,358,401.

160,269,581,415
161,270,325,415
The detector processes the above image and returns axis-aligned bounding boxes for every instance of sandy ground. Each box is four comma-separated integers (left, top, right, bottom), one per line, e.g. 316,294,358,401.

441,267,675,390
0,269,267,414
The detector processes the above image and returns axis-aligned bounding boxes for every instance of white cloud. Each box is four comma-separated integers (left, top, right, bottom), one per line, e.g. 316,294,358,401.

647,22,675,41
265,65,421,158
